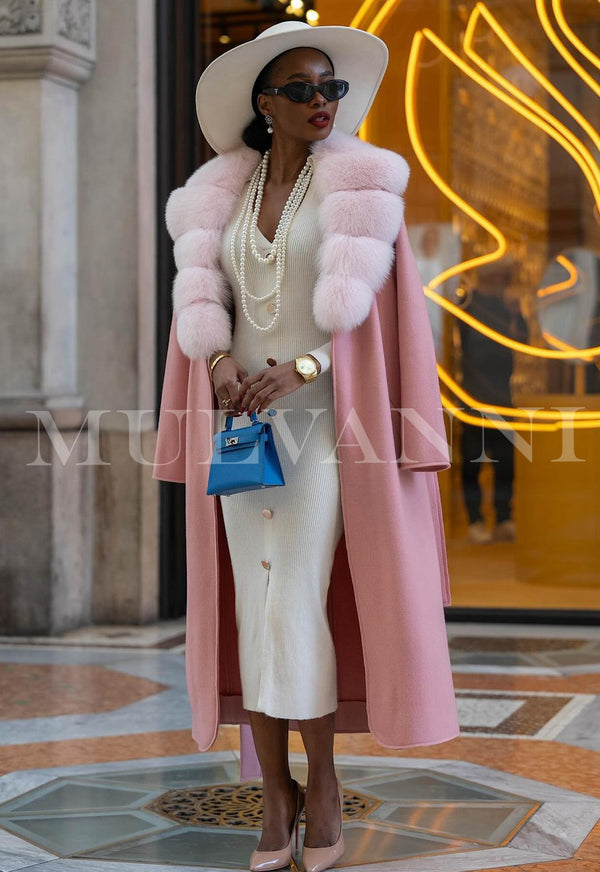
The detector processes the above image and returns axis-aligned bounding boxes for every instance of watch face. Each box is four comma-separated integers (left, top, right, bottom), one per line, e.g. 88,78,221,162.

298,358,316,375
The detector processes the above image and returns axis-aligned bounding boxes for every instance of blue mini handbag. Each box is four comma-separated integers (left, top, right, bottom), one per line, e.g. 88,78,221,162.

206,411,285,497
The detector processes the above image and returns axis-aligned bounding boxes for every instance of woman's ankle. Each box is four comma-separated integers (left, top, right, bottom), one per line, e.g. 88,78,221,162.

303,775,341,848
306,764,336,791
258,777,301,850
262,773,296,796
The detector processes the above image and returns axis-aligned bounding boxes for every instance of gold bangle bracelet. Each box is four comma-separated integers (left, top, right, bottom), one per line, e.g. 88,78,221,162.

209,352,231,376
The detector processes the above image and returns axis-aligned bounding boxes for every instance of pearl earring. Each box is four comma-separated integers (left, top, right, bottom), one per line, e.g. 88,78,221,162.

265,115,273,134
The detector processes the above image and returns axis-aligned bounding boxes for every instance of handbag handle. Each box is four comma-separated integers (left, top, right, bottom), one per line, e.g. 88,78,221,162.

224,411,259,431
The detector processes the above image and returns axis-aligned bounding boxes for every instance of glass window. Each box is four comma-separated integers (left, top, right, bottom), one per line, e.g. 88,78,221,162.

316,0,600,613
198,0,599,614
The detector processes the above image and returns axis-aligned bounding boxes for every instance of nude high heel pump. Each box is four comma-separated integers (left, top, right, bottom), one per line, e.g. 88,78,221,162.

301,780,345,872
250,780,305,872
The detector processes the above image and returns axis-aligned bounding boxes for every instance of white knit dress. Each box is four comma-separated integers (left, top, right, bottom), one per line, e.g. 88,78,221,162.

218,177,343,721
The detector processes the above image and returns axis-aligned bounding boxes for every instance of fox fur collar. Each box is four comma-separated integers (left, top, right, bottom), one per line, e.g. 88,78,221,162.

165,130,409,359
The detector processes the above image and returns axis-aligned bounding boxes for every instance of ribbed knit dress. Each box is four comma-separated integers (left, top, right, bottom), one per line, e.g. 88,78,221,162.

218,174,343,720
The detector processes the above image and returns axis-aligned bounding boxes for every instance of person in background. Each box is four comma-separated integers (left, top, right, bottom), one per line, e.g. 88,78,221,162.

457,261,528,543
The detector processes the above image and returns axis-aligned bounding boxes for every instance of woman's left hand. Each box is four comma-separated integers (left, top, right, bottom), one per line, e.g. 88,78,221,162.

239,359,305,413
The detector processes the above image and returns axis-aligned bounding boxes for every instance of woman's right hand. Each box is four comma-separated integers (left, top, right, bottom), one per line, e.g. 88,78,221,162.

212,355,248,414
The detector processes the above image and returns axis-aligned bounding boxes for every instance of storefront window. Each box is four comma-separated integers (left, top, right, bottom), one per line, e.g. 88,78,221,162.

318,0,600,612
201,0,600,614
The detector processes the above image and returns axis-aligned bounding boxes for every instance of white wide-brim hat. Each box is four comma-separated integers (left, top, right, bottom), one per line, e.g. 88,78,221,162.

196,21,389,154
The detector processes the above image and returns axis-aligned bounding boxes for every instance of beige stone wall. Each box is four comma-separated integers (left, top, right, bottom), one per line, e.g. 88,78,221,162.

0,0,159,634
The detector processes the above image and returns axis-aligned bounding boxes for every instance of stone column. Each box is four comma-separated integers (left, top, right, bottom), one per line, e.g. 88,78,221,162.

0,0,94,406
0,0,97,634
0,0,159,635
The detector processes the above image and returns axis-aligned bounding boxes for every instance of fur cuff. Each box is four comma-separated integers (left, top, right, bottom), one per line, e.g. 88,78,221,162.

311,131,409,331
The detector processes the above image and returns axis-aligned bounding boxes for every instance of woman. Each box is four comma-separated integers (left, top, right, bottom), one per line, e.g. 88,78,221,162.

154,20,459,872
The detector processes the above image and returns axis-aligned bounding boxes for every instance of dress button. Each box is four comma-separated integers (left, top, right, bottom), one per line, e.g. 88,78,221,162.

266,302,276,313
261,560,271,570
262,508,273,519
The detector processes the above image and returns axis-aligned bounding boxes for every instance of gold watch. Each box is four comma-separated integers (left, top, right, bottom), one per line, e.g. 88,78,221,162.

294,354,320,383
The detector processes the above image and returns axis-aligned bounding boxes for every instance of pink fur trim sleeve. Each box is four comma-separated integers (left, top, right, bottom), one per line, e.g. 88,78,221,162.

311,131,410,332
172,268,232,359
164,147,260,360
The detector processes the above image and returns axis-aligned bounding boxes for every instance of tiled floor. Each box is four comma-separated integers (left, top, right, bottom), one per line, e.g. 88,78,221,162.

1,621,600,871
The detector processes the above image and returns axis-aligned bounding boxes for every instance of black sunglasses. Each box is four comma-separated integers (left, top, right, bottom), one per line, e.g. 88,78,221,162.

261,79,350,103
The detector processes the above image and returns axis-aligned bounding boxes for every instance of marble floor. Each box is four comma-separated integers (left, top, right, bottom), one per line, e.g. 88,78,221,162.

1,621,600,872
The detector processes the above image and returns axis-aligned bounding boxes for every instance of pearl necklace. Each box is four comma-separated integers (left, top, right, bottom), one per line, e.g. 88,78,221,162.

230,149,313,332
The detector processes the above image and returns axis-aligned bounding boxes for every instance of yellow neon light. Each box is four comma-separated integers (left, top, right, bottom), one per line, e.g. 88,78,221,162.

441,394,600,431
409,28,600,281
465,4,600,189
424,283,600,360
554,0,600,72
447,398,535,430
541,331,597,369
352,0,404,141
351,0,404,38
349,0,380,30
436,20,600,209
437,363,600,421
406,31,507,287
537,255,578,298
542,330,574,351
536,0,600,98
541,332,588,366
369,0,402,34
407,31,600,361
354,0,600,427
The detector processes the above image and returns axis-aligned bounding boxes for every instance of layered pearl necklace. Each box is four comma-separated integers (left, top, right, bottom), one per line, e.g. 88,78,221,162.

230,148,313,332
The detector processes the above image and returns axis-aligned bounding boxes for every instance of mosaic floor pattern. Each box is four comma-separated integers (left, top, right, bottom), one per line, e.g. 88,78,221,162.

2,623,600,871
0,754,599,871
449,635,600,671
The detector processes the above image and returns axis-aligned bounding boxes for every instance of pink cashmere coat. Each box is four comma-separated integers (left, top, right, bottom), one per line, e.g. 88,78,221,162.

153,131,460,752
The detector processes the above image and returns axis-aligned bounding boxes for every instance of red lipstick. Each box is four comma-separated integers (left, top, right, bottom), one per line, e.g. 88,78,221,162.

308,111,331,128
